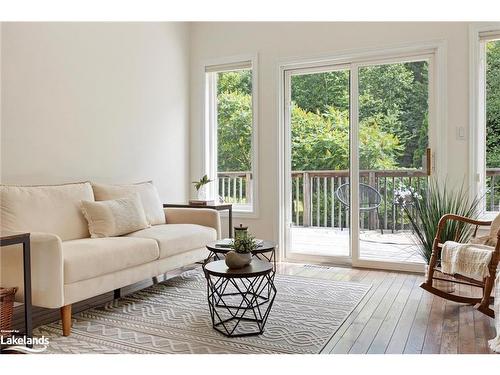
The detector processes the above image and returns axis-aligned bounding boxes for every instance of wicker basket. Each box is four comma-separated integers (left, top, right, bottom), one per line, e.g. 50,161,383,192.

0,287,18,337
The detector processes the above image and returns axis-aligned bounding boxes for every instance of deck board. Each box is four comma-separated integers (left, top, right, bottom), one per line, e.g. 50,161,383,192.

290,227,425,264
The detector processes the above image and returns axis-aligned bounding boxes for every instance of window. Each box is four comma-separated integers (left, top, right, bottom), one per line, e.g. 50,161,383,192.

484,37,500,212
472,29,500,213
205,59,257,214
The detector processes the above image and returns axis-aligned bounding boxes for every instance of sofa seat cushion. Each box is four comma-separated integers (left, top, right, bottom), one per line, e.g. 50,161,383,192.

63,237,160,284
126,224,216,259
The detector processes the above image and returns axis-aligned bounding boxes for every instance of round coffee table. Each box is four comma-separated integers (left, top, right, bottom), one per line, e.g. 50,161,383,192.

205,240,277,268
204,259,277,337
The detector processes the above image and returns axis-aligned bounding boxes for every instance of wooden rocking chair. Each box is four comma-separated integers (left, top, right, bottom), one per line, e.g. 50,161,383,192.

420,214,500,318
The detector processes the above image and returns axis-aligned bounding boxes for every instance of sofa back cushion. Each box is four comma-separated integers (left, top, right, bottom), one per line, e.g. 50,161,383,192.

92,181,166,225
0,182,95,240
80,194,150,238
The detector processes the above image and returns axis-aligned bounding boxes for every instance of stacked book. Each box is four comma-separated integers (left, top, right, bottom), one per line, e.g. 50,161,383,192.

188,199,217,206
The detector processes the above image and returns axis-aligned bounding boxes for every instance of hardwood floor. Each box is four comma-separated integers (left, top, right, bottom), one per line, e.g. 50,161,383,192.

275,262,496,354
12,262,496,354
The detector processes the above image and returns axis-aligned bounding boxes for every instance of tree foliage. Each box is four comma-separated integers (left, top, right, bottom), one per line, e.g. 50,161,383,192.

215,53,499,174
288,62,429,170
487,40,500,168
291,105,401,170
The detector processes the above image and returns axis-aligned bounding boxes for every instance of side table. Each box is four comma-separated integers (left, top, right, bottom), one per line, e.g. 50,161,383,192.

163,203,233,237
204,259,276,337
205,240,277,269
0,232,32,351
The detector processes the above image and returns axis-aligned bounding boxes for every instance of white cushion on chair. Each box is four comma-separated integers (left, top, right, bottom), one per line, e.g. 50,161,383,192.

441,241,494,280
470,213,500,247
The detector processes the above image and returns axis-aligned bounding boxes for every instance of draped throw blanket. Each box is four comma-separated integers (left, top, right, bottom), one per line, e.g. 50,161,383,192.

489,271,500,353
441,241,493,280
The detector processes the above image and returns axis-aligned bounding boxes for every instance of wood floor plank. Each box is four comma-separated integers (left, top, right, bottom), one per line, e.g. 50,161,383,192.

457,283,476,354
329,272,399,354
403,286,434,353
376,275,423,354
473,308,494,354
320,269,388,353
349,273,408,354
421,292,446,353
440,300,460,354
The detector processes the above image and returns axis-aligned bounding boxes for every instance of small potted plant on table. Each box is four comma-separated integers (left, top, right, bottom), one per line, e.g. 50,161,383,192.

192,174,212,201
225,235,258,269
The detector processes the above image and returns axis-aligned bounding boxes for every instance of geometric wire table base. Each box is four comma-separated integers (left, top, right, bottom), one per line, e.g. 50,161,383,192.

205,265,276,337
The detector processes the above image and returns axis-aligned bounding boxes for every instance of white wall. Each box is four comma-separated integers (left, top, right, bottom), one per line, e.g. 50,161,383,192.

189,22,473,241
0,22,485,242
1,22,191,202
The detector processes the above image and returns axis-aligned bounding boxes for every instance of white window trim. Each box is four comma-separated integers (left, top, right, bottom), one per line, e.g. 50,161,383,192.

469,23,500,215
203,54,259,218
277,40,447,271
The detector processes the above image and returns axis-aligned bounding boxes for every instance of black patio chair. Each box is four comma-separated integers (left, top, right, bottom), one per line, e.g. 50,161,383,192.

335,182,384,234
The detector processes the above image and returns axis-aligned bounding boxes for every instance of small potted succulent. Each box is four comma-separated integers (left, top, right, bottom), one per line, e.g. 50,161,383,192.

192,174,212,201
225,234,258,269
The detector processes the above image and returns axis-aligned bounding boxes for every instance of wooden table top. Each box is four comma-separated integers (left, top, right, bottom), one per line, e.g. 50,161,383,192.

163,203,232,210
0,231,30,241
206,240,276,254
204,259,272,278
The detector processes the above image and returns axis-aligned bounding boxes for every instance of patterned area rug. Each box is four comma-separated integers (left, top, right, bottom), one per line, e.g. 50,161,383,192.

34,268,371,354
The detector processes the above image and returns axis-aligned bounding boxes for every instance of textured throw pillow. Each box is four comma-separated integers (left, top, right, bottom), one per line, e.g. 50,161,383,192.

81,194,149,238
470,213,500,247
91,181,165,225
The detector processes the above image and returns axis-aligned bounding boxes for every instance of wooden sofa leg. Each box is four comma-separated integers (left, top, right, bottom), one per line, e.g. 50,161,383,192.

61,305,72,336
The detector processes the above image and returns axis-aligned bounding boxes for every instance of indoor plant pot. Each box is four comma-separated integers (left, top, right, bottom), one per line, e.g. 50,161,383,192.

224,233,257,269
225,251,252,269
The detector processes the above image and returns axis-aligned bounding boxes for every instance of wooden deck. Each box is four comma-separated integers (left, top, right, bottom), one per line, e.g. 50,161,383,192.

290,227,425,263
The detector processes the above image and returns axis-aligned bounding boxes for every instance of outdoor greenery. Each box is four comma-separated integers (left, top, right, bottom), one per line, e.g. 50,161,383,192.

215,44,500,215
487,40,500,169
215,48,499,173
216,62,431,172
486,40,500,211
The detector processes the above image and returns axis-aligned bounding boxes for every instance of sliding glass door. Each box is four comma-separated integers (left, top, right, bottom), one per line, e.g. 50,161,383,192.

284,53,434,271
286,65,351,263
356,59,429,266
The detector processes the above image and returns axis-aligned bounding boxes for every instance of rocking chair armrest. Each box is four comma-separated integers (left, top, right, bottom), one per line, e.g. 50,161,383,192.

433,214,492,247
437,214,492,229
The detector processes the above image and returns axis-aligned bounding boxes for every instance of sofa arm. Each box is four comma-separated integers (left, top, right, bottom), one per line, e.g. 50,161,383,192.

0,232,64,309
164,208,221,239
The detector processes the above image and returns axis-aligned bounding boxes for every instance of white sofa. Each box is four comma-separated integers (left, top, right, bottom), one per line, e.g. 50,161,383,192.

0,182,220,336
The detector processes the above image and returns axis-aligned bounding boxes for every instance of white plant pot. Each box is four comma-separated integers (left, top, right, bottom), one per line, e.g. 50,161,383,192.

197,185,208,201
225,251,252,269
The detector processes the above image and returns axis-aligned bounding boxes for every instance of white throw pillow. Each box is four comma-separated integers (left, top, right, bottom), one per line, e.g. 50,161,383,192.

91,181,165,225
81,194,150,238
